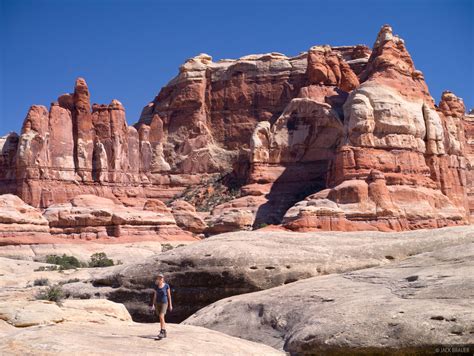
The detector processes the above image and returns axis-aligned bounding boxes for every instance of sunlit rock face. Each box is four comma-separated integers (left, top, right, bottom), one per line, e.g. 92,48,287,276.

278,25,469,231
0,24,471,233
218,25,470,232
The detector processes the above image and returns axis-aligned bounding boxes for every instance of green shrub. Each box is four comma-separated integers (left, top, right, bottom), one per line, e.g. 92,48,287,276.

35,284,63,303
88,252,114,268
34,265,58,272
46,254,82,270
161,243,174,252
33,278,49,286
59,278,80,285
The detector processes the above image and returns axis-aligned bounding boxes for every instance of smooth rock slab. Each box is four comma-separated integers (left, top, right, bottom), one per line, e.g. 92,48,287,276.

0,322,283,356
89,225,474,322
0,241,192,264
184,243,474,354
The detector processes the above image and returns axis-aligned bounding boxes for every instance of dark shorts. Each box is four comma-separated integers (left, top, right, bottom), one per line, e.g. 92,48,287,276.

154,302,168,316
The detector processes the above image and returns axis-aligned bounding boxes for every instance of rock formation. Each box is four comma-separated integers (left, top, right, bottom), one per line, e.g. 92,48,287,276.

184,243,474,354
170,200,207,234
463,108,474,216
0,194,196,244
214,25,471,232
0,257,282,356
0,195,50,239
43,194,191,241
0,78,185,208
0,24,472,234
83,226,474,322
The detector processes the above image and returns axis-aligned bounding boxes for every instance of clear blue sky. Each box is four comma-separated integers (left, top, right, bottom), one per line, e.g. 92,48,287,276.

0,0,472,135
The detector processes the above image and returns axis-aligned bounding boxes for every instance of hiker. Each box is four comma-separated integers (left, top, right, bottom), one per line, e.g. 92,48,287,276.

149,273,173,339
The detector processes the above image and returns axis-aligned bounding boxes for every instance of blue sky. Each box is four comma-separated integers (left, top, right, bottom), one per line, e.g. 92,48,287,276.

0,0,472,135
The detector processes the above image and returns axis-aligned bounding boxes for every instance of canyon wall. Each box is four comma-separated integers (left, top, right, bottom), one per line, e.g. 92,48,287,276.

0,24,471,234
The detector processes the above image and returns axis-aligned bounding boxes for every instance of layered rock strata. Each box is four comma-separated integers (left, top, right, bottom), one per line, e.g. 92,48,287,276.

215,25,471,232
0,79,203,208
0,194,196,243
0,24,471,233
43,194,191,240
0,195,49,239
462,108,474,218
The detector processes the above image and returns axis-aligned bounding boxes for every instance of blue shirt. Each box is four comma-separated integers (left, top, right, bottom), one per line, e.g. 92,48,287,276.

154,283,170,304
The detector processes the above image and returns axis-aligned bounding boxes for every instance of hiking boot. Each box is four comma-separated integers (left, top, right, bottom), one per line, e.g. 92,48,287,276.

157,329,167,339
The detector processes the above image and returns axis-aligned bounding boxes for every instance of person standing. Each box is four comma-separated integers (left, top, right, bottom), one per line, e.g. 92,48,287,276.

149,273,173,339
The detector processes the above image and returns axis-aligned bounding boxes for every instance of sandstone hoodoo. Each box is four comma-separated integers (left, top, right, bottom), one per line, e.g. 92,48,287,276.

0,24,472,234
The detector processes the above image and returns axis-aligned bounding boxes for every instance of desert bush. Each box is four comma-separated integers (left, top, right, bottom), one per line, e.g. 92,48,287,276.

59,278,81,285
34,265,58,272
35,284,63,303
161,243,174,252
33,278,49,286
88,252,114,268
46,254,83,270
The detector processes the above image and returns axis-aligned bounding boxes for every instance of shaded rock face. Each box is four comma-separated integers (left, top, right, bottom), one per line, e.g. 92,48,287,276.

84,226,474,323
463,108,474,218
184,243,474,354
0,24,472,234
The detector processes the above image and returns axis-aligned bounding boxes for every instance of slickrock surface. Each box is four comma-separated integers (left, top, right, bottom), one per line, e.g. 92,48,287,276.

84,226,474,322
0,241,190,264
0,290,280,355
0,321,282,356
1,24,471,234
184,243,474,354
0,254,281,355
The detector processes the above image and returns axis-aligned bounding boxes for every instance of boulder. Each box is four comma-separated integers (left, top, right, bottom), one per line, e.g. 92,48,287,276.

171,200,207,234
206,209,254,234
